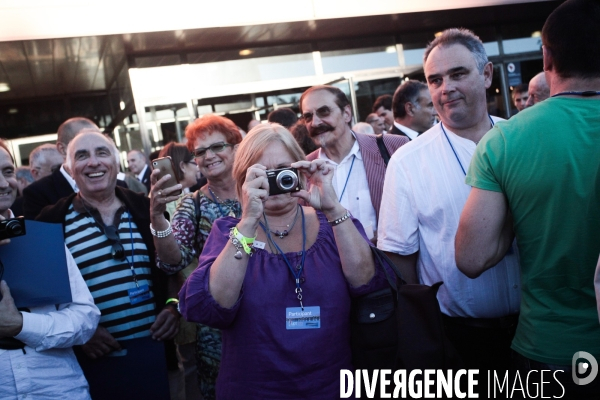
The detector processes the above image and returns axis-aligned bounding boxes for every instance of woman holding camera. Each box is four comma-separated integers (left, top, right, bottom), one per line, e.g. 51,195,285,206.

150,115,243,400
179,124,388,399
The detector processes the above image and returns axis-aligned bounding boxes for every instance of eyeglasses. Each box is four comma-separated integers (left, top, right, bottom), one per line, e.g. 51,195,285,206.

301,106,335,123
193,142,233,158
104,225,126,261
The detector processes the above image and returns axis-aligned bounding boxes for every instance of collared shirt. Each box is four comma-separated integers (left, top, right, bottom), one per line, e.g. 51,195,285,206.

377,120,521,318
136,164,148,182
0,209,100,399
317,137,377,239
65,199,156,340
393,122,419,140
60,164,78,192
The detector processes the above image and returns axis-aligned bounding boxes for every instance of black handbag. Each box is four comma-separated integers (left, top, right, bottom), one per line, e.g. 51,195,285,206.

350,247,462,372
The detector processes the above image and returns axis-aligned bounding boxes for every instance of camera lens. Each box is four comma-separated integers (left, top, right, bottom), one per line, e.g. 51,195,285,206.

281,176,293,186
5,220,23,236
276,170,298,191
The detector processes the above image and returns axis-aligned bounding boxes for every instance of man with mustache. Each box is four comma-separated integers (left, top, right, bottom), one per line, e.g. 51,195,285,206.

377,28,521,377
300,85,408,241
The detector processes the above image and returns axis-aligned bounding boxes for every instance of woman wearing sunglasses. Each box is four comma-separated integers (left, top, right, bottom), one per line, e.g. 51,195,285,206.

150,114,243,400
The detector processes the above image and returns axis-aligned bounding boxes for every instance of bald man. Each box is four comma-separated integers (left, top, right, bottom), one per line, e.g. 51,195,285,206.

525,72,550,108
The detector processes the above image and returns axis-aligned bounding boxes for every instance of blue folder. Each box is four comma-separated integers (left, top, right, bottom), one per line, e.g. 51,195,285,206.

0,220,72,308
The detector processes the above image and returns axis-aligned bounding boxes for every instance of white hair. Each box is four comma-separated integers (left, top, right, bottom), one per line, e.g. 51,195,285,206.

352,122,375,135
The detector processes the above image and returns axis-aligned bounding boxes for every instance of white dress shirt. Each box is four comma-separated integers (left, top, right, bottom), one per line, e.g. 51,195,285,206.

377,120,521,318
0,211,100,399
136,164,149,182
317,138,377,239
60,164,78,192
394,122,419,140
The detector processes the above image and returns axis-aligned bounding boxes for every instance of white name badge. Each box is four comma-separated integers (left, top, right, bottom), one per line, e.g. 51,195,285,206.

286,306,321,330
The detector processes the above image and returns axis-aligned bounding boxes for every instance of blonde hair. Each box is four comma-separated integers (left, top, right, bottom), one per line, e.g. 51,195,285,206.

233,124,306,199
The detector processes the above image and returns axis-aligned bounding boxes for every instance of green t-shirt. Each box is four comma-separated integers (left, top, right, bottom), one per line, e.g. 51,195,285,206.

467,97,600,365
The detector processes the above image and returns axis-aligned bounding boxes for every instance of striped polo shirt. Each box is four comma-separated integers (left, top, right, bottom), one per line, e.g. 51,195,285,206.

64,203,156,340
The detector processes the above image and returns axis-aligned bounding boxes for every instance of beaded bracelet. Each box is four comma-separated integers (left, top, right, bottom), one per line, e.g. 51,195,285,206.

150,221,172,238
229,226,256,259
328,209,351,226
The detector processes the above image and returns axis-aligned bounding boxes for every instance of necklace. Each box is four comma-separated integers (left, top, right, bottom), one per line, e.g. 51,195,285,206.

208,186,229,217
551,90,600,98
208,187,223,203
262,205,300,239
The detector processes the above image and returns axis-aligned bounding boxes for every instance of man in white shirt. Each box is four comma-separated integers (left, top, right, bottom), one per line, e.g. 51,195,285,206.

300,85,408,241
0,139,100,399
377,28,521,375
127,149,151,193
389,80,436,140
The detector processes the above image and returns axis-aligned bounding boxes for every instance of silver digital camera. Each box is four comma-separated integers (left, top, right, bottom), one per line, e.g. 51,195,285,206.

266,167,300,196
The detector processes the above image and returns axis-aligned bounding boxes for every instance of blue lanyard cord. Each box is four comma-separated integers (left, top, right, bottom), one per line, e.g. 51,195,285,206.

259,205,307,309
124,212,139,287
441,115,495,176
338,155,356,203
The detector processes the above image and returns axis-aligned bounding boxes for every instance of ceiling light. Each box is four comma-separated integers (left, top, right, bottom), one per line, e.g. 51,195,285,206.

531,31,541,38
0,83,10,92
495,88,500,93
239,49,253,56
385,46,396,53
120,101,125,110
434,32,443,38
8,108,17,114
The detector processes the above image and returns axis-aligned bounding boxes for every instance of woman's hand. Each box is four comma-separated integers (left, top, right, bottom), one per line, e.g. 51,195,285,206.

291,160,344,218
149,168,182,219
238,164,269,236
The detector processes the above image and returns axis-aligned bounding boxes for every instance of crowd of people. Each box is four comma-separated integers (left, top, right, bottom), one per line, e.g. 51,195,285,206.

0,0,599,399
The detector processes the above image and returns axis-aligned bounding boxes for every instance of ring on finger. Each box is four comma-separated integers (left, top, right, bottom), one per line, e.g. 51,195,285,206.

158,190,162,196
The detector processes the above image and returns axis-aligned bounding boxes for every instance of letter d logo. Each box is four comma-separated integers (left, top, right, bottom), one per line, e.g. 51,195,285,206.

572,351,598,385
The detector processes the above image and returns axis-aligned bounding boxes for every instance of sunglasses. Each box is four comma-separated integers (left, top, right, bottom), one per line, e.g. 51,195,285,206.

104,225,126,261
301,106,335,123
193,142,233,158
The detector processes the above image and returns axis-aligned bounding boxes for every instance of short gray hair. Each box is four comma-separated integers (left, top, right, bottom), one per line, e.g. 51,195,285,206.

65,131,118,171
29,143,61,168
423,28,488,73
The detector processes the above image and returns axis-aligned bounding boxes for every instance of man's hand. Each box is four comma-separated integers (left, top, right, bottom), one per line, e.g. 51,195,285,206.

0,281,23,338
81,325,121,359
149,307,179,341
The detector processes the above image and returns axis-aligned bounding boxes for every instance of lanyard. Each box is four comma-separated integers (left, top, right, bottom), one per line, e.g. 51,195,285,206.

83,203,139,288
551,91,600,98
259,205,307,309
124,212,139,287
441,115,495,176
338,155,356,203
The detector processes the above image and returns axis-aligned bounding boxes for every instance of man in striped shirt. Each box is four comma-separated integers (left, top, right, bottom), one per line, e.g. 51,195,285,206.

36,130,181,399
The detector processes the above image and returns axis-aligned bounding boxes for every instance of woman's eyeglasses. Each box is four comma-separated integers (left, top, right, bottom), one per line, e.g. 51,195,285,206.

193,142,232,158
104,225,126,261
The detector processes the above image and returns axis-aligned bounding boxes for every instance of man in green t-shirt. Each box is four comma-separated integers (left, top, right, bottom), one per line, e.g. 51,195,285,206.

455,0,600,397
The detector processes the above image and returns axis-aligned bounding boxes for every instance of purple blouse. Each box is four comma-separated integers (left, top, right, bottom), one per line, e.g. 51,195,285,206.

179,211,388,399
